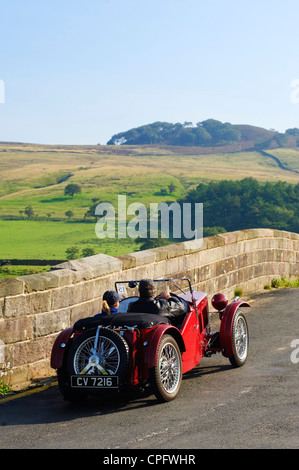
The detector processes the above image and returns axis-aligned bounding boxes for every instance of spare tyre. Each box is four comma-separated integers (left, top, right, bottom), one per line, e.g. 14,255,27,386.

67,327,130,385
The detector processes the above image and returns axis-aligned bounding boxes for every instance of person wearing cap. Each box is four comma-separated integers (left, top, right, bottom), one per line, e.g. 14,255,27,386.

95,290,121,317
128,279,185,320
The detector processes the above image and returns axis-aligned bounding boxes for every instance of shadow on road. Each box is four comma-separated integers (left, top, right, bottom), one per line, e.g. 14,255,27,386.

0,361,233,428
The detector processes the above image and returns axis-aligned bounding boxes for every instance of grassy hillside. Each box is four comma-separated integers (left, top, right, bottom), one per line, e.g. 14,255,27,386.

1,143,299,216
265,148,299,172
0,142,298,265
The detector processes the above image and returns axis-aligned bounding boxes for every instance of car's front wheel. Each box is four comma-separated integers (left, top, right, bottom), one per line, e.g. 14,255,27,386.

149,335,182,402
229,310,249,367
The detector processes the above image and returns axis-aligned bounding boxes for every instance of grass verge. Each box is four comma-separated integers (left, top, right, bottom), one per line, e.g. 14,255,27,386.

264,276,299,290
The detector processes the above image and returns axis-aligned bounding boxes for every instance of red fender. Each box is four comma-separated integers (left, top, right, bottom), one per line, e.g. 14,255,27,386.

220,301,250,358
50,328,73,370
143,324,186,369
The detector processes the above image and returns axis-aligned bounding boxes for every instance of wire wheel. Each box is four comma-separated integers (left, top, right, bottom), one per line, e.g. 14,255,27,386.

73,335,120,376
229,311,249,367
150,335,182,402
68,327,130,382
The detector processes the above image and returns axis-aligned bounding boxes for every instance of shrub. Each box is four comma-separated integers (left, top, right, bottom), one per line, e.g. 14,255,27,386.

0,380,11,396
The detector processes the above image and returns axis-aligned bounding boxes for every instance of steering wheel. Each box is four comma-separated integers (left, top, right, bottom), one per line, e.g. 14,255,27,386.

156,292,189,313
170,293,189,313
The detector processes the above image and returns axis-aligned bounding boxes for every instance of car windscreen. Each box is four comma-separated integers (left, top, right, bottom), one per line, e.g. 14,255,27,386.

115,278,192,300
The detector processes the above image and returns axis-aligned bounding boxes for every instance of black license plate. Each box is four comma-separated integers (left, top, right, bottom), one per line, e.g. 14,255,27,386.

71,375,119,389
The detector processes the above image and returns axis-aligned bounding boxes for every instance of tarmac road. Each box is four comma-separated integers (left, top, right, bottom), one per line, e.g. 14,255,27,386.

0,288,298,451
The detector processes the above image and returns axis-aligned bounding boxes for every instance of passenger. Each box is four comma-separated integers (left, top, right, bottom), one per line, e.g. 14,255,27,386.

95,290,121,317
129,279,185,321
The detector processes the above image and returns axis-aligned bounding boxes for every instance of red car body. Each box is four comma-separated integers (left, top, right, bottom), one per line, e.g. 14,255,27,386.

51,278,250,403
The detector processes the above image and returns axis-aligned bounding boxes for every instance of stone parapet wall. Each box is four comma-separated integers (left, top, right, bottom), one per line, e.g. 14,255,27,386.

0,228,298,390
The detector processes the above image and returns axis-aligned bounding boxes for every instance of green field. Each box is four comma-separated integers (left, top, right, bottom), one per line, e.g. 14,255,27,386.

0,142,298,268
0,219,138,259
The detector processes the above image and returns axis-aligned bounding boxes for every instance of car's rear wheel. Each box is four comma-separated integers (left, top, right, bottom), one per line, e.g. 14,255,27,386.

229,310,249,367
149,335,182,402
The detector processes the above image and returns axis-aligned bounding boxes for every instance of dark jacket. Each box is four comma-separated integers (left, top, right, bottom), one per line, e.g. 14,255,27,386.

128,295,185,319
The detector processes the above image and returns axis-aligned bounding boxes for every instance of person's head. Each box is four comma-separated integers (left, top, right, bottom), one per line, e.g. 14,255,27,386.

138,279,155,298
102,290,121,315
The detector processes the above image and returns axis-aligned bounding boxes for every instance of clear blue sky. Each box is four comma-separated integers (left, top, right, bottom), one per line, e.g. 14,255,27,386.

0,0,299,145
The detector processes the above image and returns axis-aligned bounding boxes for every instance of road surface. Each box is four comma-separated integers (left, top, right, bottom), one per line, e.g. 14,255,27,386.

0,288,298,450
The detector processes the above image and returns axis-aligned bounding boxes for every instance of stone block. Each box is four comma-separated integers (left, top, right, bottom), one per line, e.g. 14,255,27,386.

29,359,53,381
71,267,96,283
0,298,3,319
45,333,59,358
3,291,52,319
182,237,208,254
0,278,24,298
27,291,52,315
218,232,238,245
89,262,119,279
53,253,122,276
118,250,156,269
51,286,74,310
3,294,26,318
50,268,74,287
148,246,169,262
33,309,70,338
9,364,30,389
51,280,96,311
20,272,60,293
12,337,49,367
240,228,264,240
0,316,33,344
163,243,189,259
70,298,101,324
215,258,236,277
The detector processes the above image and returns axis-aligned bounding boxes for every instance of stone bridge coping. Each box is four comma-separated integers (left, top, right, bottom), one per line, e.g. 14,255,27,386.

1,228,298,298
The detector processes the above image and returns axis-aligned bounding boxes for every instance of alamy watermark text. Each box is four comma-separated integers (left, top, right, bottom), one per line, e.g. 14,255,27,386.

291,79,299,104
290,339,299,364
95,195,203,242
0,80,5,103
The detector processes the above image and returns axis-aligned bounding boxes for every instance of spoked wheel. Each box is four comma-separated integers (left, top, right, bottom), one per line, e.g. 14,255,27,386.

149,335,182,402
69,327,130,377
229,310,249,367
65,327,130,400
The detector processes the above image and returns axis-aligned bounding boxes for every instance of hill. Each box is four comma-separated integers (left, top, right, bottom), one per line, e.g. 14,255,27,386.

0,142,299,218
106,120,299,149
0,142,299,216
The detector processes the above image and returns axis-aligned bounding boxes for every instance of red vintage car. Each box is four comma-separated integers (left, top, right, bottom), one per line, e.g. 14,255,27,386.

50,278,250,403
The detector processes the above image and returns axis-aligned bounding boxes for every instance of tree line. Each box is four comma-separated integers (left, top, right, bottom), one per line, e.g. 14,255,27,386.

107,120,242,146
177,177,299,237
80,177,299,247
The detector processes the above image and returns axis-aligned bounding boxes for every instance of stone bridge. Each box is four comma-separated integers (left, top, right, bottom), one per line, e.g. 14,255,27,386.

0,228,298,390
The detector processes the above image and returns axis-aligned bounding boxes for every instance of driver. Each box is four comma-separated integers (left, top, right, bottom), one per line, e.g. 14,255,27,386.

128,279,185,321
